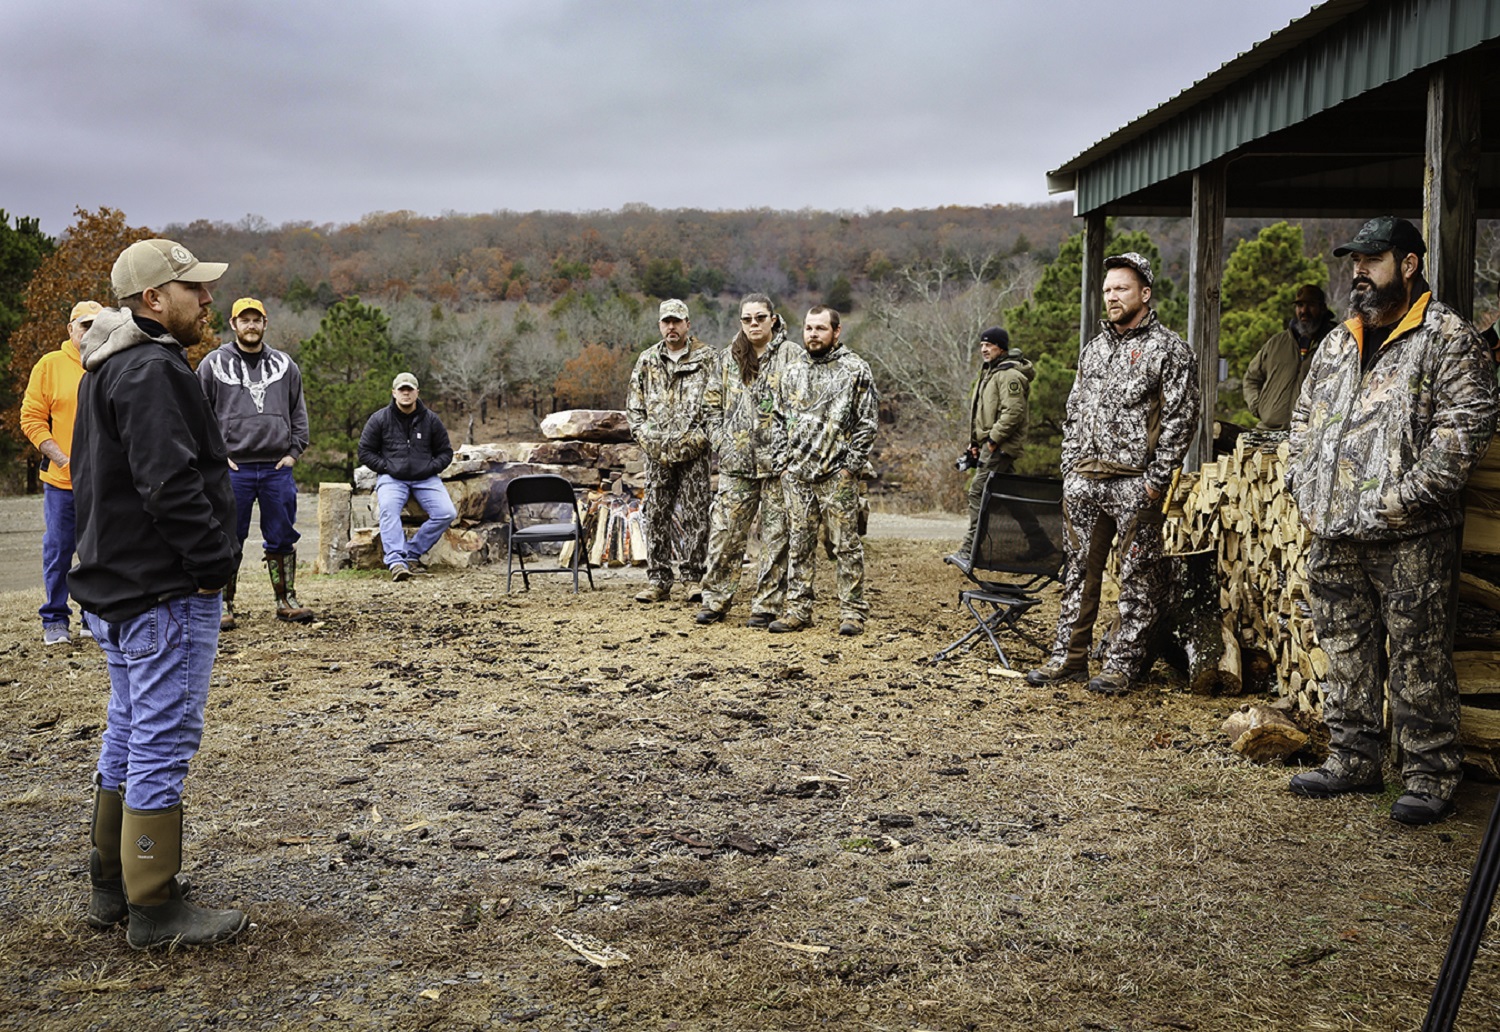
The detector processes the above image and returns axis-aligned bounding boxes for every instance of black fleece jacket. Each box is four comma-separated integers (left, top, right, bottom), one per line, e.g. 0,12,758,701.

69,310,238,621
358,400,453,481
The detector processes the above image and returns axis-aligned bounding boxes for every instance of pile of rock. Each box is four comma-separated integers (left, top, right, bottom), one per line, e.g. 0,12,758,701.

315,409,644,573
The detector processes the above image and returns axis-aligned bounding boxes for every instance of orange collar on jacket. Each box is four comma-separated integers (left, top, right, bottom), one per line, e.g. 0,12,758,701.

1346,291,1431,359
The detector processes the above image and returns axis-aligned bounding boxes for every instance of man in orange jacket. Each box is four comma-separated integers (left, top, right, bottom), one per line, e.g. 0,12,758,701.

20,300,99,645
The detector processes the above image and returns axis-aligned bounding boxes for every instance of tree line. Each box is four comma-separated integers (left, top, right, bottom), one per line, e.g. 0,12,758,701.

3,204,1490,500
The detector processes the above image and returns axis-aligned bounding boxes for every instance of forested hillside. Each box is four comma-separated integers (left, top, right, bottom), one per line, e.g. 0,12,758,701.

8,202,1492,501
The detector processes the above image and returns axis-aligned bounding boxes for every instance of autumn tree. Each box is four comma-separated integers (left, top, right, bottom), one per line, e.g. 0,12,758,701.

1217,221,1329,421
4,208,152,486
299,297,404,482
553,342,634,410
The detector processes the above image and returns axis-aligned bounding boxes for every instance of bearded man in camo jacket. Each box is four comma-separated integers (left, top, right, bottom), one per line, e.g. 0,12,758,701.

1287,216,1497,826
696,293,802,629
1025,252,1199,697
768,306,876,637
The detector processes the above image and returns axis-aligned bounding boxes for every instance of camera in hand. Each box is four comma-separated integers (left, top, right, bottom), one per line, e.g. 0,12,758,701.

954,446,980,472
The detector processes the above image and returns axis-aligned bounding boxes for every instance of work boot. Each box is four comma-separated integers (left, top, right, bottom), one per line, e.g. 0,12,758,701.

1288,764,1384,799
1086,669,1132,696
1391,792,1452,825
838,619,865,637
695,607,725,625
768,615,809,634
634,583,670,604
220,573,237,631
266,551,314,623
744,612,773,630
1025,657,1088,687
86,777,126,929
121,804,247,950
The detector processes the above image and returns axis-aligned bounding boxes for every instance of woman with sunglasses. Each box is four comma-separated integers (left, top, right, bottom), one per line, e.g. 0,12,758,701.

695,293,802,627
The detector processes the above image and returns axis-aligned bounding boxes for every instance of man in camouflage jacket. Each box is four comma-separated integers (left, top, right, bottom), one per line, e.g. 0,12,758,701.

1026,252,1200,696
1287,216,1498,826
626,299,713,603
697,294,803,628
769,306,877,636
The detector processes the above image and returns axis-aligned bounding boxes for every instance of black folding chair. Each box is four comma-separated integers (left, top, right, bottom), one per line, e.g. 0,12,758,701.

504,474,595,593
932,472,1066,666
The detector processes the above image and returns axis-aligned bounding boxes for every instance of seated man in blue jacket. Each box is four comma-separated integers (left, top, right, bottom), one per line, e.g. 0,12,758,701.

358,373,457,580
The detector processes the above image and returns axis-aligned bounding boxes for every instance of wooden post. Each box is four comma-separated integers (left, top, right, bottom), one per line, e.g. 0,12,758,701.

1188,163,1226,471
1080,210,1106,359
1425,55,1481,317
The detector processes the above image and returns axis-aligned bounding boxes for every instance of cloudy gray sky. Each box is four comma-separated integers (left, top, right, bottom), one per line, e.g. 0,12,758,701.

5,0,1318,236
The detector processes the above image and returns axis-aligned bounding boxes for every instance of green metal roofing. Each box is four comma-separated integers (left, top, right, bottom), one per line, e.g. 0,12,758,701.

1048,0,1500,215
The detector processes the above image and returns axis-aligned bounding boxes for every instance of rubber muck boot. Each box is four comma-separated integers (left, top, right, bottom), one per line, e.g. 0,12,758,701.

122,803,246,949
266,551,314,623
86,777,126,928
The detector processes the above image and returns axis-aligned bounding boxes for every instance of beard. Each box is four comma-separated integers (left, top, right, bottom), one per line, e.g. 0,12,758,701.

1292,316,1319,338
1347,276,1406,326
161,304,205,348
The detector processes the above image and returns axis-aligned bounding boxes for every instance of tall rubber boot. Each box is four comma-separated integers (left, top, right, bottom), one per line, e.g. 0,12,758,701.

220,571,238,631
266,551,314,623
121,804,246,950
86,775,126,928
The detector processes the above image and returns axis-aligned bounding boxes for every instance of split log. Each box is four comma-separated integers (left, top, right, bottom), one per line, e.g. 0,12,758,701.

1222,704,1309,763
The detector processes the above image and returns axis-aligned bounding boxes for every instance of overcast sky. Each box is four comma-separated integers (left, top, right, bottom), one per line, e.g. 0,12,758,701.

4,0,1320,237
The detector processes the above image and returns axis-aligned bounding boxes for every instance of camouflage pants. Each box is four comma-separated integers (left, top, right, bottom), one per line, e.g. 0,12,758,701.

643,454,710,589
783,472,868,624
1049,475,1165,679
700,473,788,618
1307,527,1462,799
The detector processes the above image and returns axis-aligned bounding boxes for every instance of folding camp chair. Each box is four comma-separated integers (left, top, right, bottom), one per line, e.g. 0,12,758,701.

932,472,1066,666
505,474,595,593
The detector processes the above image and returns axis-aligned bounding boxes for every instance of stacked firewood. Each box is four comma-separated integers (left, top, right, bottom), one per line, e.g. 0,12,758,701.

1163,430,1326,711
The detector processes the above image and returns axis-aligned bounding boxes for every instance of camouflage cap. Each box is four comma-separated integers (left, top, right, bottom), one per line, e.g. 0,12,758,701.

1333,215,1427,258
1103,252,1153,287
658,298,689,320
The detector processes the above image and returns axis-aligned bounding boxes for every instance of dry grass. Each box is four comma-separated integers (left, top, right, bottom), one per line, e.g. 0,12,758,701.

1,540,1498,1030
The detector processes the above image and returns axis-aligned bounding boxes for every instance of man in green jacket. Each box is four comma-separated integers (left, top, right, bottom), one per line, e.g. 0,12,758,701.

1242,284,1334,430
949,326,1036,565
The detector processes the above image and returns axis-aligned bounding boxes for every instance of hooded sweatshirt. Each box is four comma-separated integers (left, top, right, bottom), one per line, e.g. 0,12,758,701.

68,309,238,620
197,339,310,462
20,339,85,490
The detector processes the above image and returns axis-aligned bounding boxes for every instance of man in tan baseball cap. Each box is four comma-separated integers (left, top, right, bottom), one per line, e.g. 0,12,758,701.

19,299,103,645
70,238,248,948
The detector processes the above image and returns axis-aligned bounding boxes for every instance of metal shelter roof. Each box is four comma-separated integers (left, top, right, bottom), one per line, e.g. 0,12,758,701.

1047,0,1500,217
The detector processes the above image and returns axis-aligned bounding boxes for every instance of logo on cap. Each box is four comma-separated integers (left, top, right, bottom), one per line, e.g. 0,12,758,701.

171,246,191,265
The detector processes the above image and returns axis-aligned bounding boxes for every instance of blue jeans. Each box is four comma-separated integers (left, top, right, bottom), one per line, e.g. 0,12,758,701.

375,475,457,567
87,593,221,810
41,484,76,627
230,462,300,553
